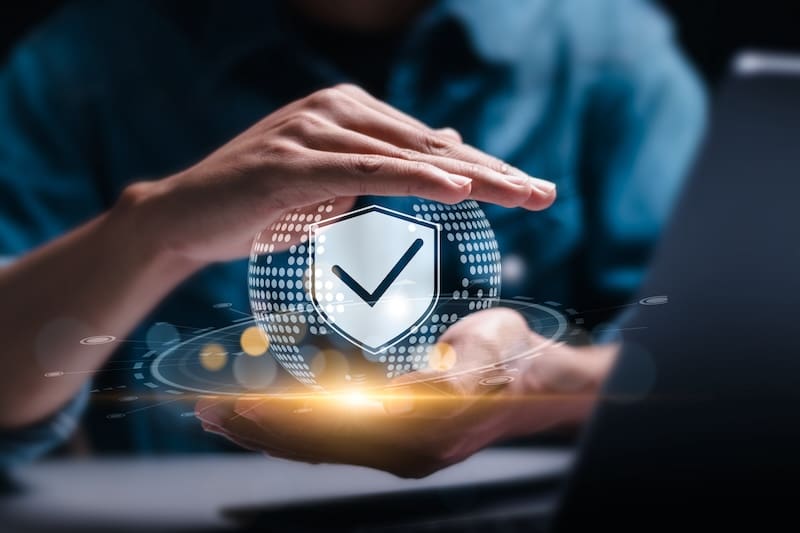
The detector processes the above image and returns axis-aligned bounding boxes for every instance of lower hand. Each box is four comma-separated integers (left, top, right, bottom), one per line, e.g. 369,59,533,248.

196,308,616,478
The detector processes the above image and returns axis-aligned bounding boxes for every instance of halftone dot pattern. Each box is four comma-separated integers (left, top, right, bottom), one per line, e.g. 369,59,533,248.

412,199,501,306
249,199,500,387
248,201,334,386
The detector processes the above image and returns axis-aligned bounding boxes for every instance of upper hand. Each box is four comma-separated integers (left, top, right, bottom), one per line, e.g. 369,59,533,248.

114,84,556,264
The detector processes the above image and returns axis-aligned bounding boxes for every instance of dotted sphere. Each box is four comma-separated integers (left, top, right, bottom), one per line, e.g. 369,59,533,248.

248,199,501,389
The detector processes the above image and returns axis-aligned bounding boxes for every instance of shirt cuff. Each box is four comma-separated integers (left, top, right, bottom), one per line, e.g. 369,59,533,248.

0,384,89,469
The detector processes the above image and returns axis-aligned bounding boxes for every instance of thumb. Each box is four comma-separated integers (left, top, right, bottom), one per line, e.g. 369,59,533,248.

382,346,473,419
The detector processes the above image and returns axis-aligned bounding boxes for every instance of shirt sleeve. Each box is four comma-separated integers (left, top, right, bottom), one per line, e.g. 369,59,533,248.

0,20,104,463
0,384,89,468
0,18,106,258
578,0,708,306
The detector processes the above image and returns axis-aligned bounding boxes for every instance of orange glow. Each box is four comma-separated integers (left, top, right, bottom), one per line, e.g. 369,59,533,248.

240,327,269,356
428,342,457,371
199,343,228,371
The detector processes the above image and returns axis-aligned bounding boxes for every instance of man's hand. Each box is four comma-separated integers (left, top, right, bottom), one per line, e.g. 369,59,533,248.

195,308,617,478
0,85,556,428
118,84,555,264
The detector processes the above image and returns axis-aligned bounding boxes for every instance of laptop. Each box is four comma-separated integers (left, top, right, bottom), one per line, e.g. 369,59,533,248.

223,51,800,531
552,50,800,530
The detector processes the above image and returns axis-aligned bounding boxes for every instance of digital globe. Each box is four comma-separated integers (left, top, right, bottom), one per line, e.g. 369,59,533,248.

248,197,501,391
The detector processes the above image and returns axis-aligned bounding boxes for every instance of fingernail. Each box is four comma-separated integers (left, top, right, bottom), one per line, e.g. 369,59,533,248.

531,177,556,194
447,174,472,187
505,174,530,186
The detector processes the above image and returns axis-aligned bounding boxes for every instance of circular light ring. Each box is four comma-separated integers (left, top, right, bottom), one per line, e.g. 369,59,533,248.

146,298,570,397
80,335,117,345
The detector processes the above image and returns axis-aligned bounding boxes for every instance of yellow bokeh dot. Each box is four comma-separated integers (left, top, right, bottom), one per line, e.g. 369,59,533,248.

199,343,228,371
428,342,457,372
240,327,269,356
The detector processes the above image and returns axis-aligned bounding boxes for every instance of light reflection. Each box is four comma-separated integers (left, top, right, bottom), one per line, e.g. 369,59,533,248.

240,326,269,356
428,342,457,371
199,343,228,371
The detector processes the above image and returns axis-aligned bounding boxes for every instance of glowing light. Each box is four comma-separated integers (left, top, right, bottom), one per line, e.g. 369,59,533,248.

199,343,228,371
146,322,180,352
386,293,411,320
501,254,525,284
334,389,382,408
80,335,116,345
639,295,669,306
428,342,457,371
343,390,369,406
233,350,278,389
240,326,269,356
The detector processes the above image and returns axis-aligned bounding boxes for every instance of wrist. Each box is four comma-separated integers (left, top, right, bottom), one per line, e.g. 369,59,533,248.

108,180,205,282
501,341,619,438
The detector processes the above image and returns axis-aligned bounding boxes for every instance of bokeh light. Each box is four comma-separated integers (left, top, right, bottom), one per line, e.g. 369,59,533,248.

240,326,269,356
501,254,525,285
146,322,180,353
199,343,227,371
428,341,457,371
233,352,278,390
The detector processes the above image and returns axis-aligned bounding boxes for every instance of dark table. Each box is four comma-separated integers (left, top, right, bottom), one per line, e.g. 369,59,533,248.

0,448,571,532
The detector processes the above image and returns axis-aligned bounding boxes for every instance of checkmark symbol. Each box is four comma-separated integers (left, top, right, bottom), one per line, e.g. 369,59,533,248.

331,238,424,307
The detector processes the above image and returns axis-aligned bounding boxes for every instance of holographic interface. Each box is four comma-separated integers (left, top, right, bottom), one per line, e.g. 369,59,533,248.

43,199,668,420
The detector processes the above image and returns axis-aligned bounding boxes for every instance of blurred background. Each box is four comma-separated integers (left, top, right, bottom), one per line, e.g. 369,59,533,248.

3,0,798,86
1,0,797,451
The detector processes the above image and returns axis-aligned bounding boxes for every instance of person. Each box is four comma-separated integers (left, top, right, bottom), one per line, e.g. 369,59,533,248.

0,0,705,476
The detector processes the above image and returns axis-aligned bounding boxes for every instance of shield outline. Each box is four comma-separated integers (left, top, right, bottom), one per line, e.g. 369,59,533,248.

308,204,440,354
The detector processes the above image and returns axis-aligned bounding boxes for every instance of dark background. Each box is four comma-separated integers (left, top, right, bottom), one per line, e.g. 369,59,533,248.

1,1,798,87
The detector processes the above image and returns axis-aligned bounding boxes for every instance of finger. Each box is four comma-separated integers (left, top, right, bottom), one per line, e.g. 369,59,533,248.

201,417,309,460
240,398,416,454
332,84,463,143
201,420,261,452
195,397,237,422
269,85,460,146
195,398,268,451
297,150,475,205
234,398,467,477
383,373,475,419
302,125,535,208
200,397,319,458
329,98,549,188
328,104,556,209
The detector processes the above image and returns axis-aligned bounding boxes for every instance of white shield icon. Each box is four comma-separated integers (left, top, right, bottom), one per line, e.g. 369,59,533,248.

309,205,440,354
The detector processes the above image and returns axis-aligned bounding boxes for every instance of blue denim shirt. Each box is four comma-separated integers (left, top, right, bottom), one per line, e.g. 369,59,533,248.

0,0,705,461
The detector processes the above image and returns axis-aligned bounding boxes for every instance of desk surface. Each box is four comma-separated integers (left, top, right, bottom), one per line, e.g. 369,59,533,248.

0,448,571,532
